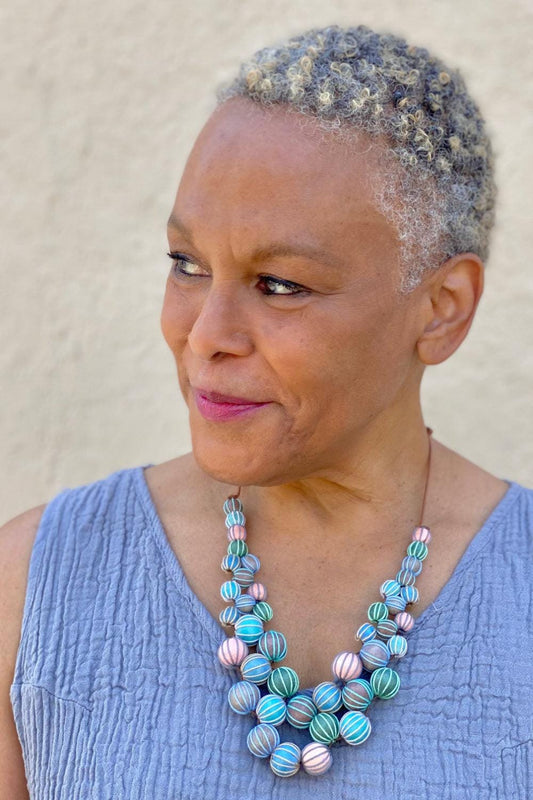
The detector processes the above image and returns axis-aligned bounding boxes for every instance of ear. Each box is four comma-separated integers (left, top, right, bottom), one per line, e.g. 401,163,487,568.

416,253,484,366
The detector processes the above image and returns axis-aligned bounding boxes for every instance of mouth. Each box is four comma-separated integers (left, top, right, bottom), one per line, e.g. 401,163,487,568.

191,387,271,422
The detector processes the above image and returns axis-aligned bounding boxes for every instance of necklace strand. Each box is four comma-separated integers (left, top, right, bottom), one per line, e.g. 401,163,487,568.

217,429,433,777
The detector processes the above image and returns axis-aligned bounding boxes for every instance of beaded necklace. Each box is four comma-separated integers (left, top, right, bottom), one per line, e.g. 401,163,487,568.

217,429,433,778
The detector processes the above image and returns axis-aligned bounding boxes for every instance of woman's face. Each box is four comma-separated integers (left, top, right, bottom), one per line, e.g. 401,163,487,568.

161,99,426,486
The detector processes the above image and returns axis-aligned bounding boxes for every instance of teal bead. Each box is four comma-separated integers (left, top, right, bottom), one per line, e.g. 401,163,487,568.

402,555,423,575
228,680,261,714
339,710,372,745
226,510,246,527
233,567,255,587
370,667,401,699
219,606,240,626
342,678,374,711
234,613,264,644
258,631,287,662
309,712,340,744
221,554,240,572
240,653,272,684
256,694,287,726
286,694,317,729
359,639,390,671
380,579,402,598
385,595,407,615
267,666,300,698
368,602,389,622
396,568,416,586
235,594,256,612
376,619,398,639
220,580,241,602
241,553,261,573
247,723,280,758
223,496,243,514
253,601,274,622
388,634,408,658
407,540,428,560
228,540,248,557
312,682,343,713
400,585,419,604
356,622,377,642
270,742,301,777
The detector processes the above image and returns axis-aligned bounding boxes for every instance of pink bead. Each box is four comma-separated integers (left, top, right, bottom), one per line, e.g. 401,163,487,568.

227,525,247,541
332,651,363,682
217,636,249,668
412,525,431,544
248,582,267,601
395,612,414,633
301,742,333,775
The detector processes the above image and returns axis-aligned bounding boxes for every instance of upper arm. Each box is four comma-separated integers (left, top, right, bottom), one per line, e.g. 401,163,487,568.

0,504,46,800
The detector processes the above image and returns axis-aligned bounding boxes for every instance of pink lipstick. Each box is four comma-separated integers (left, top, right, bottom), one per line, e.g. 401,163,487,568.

192,388,270,421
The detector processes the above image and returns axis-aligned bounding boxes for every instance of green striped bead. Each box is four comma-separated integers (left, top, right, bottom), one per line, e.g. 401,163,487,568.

309,712,340,744
370,667,401,699
228,540,248,557
267,666,300,698
368,602,389,622
407,540,428,560
253,601,273,622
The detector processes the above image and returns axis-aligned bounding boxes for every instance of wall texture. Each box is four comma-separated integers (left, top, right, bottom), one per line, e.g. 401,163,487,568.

1,0,532,520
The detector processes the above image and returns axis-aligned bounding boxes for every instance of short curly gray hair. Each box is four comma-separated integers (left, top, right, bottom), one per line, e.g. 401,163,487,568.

217,25,496,292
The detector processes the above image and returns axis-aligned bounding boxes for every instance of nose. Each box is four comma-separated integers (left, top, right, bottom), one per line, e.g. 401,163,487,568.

187,281,254,361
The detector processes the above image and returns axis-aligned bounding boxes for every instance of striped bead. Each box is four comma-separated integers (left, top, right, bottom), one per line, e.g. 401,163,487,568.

370,667,401,699
385,595,407,615
228,540,248,557
220,580,241,602
258,631,287,662
408,540,429,560
286,694,317,729
339,710,372,745
256,694,287,726
388,634,408,658
217,636,249,668
247,723,279,758
368,602,389,622
413,525,431,543
342,678,374,711
376,619,398,639
396,568,416,587
395,611,415,632
235,594,256,613
268,667,300,698
332,651,363,682
309,712,340,745
221,554,240,572
402,555,423,575
253,601,273,622
240,653,272,684
233,567,255,587
301,742,333,776
356,622,377,642
227,680,261,714
225,510,245,527
270,742,301,777
380,579,402,598
312,682,343,713
241,553,261,573
359,639,390,671
400,585,419,604
234,614,264,645
248,582,267,601
223,496,242,514
227,524,247,541
219,606,240,626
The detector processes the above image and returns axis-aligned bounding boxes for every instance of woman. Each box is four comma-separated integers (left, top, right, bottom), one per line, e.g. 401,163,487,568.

1,23,531,799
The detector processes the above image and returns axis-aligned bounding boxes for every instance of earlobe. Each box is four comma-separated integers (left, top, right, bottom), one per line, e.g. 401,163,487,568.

416,253,484,366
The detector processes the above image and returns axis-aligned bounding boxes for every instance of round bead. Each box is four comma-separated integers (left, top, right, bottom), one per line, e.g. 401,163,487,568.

248,582,267,601
268,667,300,698
270,742,301,777
234,594,256,613
395,611,415,632
342,678,374,711
286,694,317,729
225,510,246,527
396,568,416,587
413,525,431,543
407,540,429,560
388,634,408,658
309,712,340,745
227,680,261,714
252,601,273,621
355,622,376,642
223,496,242,514
220,580,241,602
339,710,372,745
376,619,398,639
219,605,240,626
227,524,247,541
400,585,419,604
332,651,363,682
217,636,249,668
312,682,343,713
301,742,333,776
228,540,248,557
221,554,240,572
241,553,261,573
380,579,402,598
240,653,272,684
233,567,255,588
258,631,287,662
256,694,287,726
368,602,389,622
370,667,401,699
247,723,279,758
234,614,264,645
385,595,407,615
359,639,390,671
402,555,423,575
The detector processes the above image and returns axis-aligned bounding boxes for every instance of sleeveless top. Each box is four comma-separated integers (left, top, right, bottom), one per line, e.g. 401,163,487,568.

10,465,533,800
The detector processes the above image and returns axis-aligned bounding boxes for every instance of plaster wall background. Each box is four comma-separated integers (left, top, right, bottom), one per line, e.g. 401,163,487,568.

1,0,532,520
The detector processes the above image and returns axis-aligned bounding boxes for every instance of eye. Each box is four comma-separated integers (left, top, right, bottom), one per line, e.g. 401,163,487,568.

167,252,208,278
256,275,309,296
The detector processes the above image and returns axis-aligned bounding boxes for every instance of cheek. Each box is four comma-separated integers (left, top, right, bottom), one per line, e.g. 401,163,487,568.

160,280,194,354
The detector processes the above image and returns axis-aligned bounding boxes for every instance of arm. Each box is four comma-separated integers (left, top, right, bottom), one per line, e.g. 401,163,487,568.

0,505,46,800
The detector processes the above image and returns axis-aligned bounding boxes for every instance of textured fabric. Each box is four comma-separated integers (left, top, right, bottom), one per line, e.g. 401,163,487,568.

10,465,533,799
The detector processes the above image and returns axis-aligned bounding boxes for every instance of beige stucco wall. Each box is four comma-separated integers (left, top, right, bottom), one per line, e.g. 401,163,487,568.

1,0,532,521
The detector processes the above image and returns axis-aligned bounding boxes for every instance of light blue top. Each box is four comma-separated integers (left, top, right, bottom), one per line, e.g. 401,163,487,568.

10,465,533,799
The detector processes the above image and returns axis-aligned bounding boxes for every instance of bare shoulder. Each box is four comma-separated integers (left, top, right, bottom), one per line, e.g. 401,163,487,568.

0,504,46,799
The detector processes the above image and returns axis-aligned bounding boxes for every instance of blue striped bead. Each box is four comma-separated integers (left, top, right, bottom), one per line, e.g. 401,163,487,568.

380,579,402,598
233,567,255,587
220,580,241,602
258,631,287,662
234,614,264,644
226,510,246,527
270,742,301,777
240,653,272,684
247,723,280,758
286,694,317,729
400,585,419,604
396,568,416,587
342,678,374,711
370,667,401,699
219,606,240,625
256,694,287,726
359,639,390,671
312,682,343,713
388,634,408,658
402,555,423,575
356,622,377,642
235,594,256,612
227,680,261,714
385,595,407,615
309,712,340,745
339,711,372,745
241,553,261,573
221,554,240,572
223,497,242,514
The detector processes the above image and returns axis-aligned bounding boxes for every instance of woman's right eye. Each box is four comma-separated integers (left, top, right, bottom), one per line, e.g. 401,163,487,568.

167,252,208,277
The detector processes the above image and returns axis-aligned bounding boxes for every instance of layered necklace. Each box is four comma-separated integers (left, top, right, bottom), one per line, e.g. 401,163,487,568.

217,429,433,778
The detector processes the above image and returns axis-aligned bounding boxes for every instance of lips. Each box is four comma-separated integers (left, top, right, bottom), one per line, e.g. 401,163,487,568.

192,387,271,421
